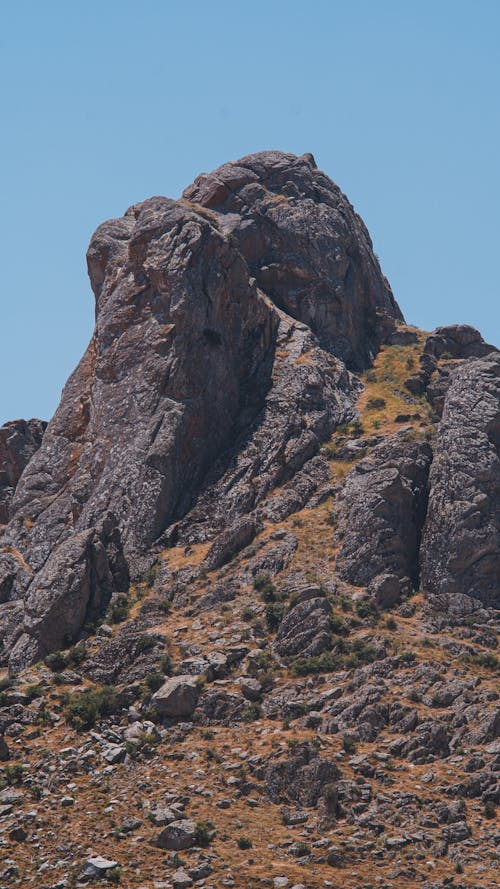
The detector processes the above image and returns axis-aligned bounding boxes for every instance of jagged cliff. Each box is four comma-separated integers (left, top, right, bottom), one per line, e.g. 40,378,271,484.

0,152,498,889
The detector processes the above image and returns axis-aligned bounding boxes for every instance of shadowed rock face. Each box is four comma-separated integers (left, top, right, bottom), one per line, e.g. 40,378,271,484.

334,432,433,592
0,420,46,524
421,353,500,608
0,151,401,669
183,151,402,369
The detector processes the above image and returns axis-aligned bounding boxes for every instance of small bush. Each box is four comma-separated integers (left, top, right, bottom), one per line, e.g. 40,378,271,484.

68,644,87,666
25,683,44,703
158,599,171,614
366,397,386,410
342,735,357,754
159,652,173,675
385,616,397,631
253,572,276,600
142,561,160,587
144,671,164,692
237,836,252,850
107,594,129,624
136,635,157,654
64,686,120,730
265,603,285,632
107,867,122,884
45,651,68,672
194,819,214,847
484,801,496,819
242,606,254,621
4,764,24,785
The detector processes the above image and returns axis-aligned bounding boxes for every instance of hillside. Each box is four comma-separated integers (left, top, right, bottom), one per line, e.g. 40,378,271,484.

0,152,498,889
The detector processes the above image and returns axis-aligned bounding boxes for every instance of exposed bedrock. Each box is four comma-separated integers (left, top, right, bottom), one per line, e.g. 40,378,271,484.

0,419,46,525
0,151,401,668
183,150,402,369
334,431,433,593
420,353,500,608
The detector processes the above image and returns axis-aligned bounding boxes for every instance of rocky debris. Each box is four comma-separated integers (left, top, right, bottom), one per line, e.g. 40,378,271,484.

0,419,46,525
258,455,331,523
202,517,258,571
265,743,341,808
154,818,197,850
84,622,167,685
421,352,500,607
274,596,332,657
334,431,432,590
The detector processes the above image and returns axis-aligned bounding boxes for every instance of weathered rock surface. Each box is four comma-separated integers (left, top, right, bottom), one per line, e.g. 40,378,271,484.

0,151,401,669
421,353,500,607
183,151,402,370
424,324,497,361
0,419,46,525
274,596,332,658
151,675,200,718
334,431,432,590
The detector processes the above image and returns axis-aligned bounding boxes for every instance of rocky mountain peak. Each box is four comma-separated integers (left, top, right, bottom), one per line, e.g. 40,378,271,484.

0,152,498,889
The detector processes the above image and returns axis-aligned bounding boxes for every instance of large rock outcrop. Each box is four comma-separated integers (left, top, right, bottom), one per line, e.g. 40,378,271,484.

0,151,402,669
420,353,500,607
334,432,433,590
184,151,402,370
0,419,46,525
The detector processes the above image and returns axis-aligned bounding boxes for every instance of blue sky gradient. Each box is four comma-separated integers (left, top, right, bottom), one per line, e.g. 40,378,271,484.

1,0,498,424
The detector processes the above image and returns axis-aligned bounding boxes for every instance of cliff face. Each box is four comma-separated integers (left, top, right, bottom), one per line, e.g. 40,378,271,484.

0,151,401,668
0,152,499,889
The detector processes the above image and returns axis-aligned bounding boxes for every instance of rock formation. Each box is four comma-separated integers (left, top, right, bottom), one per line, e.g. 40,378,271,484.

0,151,401,669
420,352,500,607
0,151,499,889
0,419,46,524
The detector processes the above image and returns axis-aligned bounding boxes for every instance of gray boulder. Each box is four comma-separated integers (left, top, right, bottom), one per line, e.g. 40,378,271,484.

151,675,200,718
154,818,197,850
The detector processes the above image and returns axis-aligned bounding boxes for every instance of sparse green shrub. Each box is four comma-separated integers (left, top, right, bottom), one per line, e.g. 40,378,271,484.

25,683,44,702
45,651,68,672
4,764,24,785
484,801,496,819
366,397,386,410
159,652,173,675
68,643,87,666
136,635,157,654
64,686,120,730
385,616,397,631
242,606,254,621
265,602,285,632
242,703,262,722
237,836,252,850
194,819,214,847
107,867,122,884
142,560,160,586
158,600,171,614
342,735,357,754
144,671,164,692
107,594,129,624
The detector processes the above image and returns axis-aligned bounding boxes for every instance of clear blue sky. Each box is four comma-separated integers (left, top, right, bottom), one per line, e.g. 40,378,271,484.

1,1,499,424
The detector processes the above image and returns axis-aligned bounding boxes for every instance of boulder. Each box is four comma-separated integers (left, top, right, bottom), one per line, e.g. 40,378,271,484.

151,675,200,718
154,818,197,850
